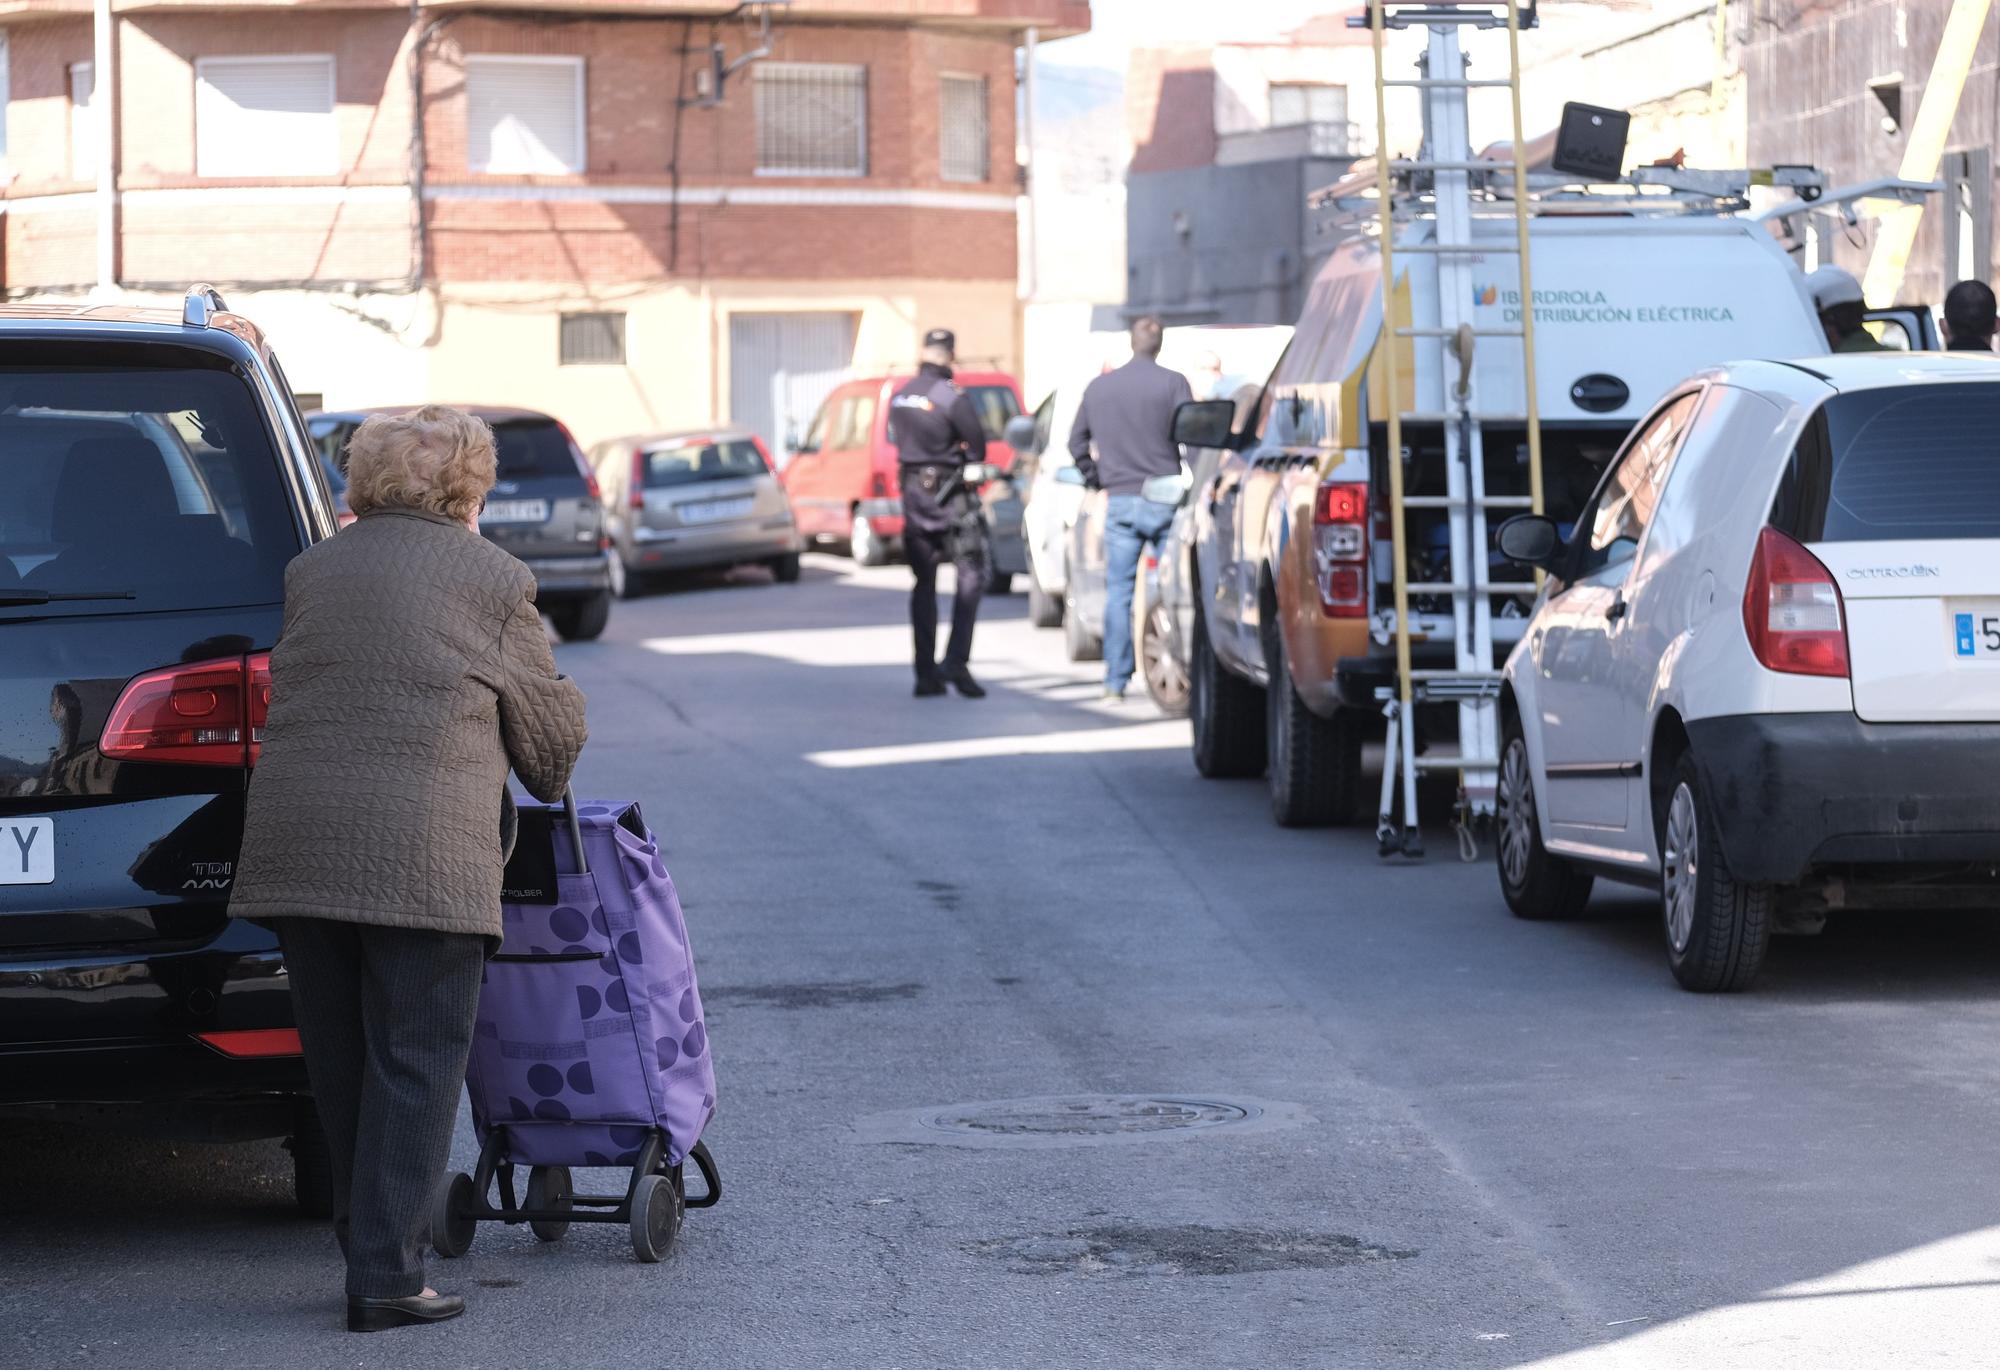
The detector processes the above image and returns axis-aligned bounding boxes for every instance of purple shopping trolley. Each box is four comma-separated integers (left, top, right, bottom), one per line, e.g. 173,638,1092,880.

434,793,719,1264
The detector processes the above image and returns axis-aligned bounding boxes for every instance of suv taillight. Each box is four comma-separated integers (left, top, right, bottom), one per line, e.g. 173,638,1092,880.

1742,526,1848,678
630,450,646,511
1313,481,1368,618
102,653,272,767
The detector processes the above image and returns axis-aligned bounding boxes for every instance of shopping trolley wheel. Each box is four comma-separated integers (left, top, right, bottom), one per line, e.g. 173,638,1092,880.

526,1165,573,1242
628,1172,682,1263
432,1172,477,1259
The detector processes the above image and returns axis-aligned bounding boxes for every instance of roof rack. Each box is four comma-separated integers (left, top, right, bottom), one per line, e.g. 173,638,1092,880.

182,284,229,328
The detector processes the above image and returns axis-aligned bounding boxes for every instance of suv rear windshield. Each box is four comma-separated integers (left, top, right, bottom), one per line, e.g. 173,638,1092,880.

0,366,296,618
644,438,767,487
495,419,581,481
1772,383,2000,542
963,385,1021,443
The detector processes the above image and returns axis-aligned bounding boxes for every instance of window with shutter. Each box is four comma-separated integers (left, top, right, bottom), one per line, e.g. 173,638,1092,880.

560,312,626,366
0,36,12,164
1268,83,1347,129
195,56,337,178
754,63,867,176
468,55,586,175
939,74,988,183
69,62,92,182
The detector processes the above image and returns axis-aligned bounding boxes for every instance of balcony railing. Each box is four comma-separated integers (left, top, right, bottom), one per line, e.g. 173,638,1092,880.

1215,121,1364,167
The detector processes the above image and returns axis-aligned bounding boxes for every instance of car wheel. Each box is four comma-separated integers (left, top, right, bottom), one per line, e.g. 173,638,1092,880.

1190,604,1266,778
288,1099,334,1220
550,591,612,643
1063,592,1102,662
1027,577,1064,628
1496,725,1595,920
1660,751,1771,992
849,511,889,567
1140,596,1189,718
769,552,802,584
1262,625,1359,826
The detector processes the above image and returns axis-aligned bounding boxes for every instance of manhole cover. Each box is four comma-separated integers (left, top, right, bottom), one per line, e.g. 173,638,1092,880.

850,1094,1309,1149
924,1095,1251,1138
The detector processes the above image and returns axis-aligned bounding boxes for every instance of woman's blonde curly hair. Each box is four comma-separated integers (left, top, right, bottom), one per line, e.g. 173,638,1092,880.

342,405,497,525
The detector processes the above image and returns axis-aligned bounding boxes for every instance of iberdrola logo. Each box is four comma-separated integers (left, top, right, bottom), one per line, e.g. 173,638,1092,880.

1473,283,1500,307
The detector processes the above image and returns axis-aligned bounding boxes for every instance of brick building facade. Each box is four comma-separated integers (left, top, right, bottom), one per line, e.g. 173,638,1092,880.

1,0,1088,447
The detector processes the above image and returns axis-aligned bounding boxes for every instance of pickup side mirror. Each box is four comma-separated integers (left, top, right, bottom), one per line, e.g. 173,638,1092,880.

1172,398,1241,450
1003,413,1040,454
1495,514,1564,572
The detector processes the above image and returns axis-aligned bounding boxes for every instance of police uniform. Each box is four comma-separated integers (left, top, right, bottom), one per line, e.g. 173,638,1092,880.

889,329,991,696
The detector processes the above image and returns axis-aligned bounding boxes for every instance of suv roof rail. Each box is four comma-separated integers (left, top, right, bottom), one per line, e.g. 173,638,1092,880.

183,284,229,328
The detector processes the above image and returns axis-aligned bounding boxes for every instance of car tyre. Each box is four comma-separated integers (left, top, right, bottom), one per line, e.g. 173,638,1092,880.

1027,577,1064,628
1063,592,1102,662
628,1171,682,1264
1190,604,1266,779
1140,595,1189,718
288,1099,335,1220
1496,725,1595,919
526,1165,574,1242
1262,625,1359,826
1660,751,1771,992
769,552,802,584
849,511,890,567
550,592,612,643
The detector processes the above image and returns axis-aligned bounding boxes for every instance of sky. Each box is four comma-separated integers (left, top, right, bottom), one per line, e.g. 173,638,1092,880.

1037,0,1343,69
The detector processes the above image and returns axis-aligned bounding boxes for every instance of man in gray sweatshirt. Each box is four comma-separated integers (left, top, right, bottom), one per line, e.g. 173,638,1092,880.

1068,316,1193,700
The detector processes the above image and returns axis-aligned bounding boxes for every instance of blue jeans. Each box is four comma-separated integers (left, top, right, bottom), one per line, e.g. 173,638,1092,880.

1102,493,1177,692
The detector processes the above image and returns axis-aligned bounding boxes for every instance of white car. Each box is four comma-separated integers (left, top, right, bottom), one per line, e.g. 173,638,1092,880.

1494,353,2000,992
1013,387,1091,630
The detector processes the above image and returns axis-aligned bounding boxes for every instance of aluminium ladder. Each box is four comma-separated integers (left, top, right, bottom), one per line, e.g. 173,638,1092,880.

1364,0,1546,860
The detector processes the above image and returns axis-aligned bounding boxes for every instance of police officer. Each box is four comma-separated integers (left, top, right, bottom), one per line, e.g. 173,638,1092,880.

889,328,990,698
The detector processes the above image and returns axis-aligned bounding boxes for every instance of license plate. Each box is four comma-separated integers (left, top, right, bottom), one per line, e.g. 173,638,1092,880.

480,499,549,525
0,817,53,886
1952,602,2000,659
680,498,753,526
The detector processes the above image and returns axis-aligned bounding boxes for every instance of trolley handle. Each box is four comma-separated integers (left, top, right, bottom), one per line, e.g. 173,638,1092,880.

562,787,589,877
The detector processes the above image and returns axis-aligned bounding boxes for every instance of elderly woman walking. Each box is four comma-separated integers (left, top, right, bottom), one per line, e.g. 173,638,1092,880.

230,405,587,1332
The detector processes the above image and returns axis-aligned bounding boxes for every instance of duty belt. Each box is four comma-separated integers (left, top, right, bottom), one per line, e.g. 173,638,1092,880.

901,462,960,494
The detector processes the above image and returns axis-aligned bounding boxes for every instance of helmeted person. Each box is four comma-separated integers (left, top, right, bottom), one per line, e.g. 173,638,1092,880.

1807,265,1888,353
1942,278,1997,352
889,328,991,699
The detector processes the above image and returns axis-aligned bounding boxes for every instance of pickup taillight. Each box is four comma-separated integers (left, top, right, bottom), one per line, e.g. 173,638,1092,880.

1312,481,1368,618
102,652,273,767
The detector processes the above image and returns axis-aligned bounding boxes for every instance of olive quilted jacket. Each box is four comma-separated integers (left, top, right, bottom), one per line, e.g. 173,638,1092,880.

229,508,588,939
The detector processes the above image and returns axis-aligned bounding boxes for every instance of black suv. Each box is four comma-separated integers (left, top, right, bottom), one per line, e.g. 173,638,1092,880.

308,405,614,641
0,287,336,1210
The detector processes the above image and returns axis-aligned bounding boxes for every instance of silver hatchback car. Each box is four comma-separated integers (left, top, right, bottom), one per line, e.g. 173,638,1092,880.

590,428,802,596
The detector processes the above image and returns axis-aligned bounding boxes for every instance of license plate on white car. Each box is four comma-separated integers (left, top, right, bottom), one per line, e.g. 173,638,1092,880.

1952,602,2000,660
680,498,753,525
480,499,549,525
1,817,54,885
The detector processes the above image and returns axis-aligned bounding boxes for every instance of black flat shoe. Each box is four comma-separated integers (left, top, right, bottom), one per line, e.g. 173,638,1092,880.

913,675,946,697
347,1292,466,1333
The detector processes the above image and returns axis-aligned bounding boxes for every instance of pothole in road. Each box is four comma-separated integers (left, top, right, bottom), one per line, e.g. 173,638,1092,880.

926,1095,1252,1138
968,1224,1417,1278
703,982,922,1010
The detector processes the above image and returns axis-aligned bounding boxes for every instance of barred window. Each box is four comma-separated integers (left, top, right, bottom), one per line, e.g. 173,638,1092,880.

560,312,626,366
755,62,867,176
939,74,989,183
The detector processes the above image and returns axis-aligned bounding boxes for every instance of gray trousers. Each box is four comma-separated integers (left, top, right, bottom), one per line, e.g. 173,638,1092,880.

275,917,485,1299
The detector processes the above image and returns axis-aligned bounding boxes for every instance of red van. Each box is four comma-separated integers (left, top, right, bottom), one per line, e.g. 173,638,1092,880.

781,371,1028,589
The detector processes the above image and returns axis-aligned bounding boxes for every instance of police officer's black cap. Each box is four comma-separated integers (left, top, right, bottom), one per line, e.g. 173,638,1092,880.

923,328,956,353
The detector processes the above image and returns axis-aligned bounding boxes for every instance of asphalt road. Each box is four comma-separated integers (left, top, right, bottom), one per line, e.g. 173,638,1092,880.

8,553,2000,1369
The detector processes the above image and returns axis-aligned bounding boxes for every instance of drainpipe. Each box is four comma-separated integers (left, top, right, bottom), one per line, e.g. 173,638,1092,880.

1019,25,1038,303
1862,0,1994,304
93,0,118,292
